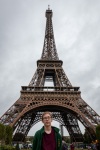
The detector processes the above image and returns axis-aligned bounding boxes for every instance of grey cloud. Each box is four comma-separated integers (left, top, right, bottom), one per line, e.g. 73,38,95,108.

0,0,100,136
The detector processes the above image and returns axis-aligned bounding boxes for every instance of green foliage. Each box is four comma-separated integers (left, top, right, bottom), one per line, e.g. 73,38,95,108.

63,136,71,143
0,145,15,150
0,123,13,145
0,123,6,143
5,125,13,145
28,136,33,143
83,127,97,144
83,129,92,144
96,125,100,142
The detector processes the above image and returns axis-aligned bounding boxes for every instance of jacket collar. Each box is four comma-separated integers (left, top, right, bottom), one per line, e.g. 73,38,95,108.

40,126,59,134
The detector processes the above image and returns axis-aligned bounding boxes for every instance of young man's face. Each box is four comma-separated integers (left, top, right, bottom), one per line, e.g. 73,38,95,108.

42,113,52,127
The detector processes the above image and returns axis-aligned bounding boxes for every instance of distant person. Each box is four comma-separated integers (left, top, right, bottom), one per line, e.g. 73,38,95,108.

62,136,68,150
91,144,97,150
32,111,62,150
70,143,75,150
15,143,20,150
87,146,91,150
96,143,100,150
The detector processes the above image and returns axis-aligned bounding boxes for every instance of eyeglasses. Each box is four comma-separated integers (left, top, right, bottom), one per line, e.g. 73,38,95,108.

43,116,51,120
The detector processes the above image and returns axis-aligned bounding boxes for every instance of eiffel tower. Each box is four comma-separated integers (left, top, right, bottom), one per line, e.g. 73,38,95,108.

0,7,100,142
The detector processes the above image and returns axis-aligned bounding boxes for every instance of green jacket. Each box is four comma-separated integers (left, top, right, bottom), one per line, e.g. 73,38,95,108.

32,126,62,150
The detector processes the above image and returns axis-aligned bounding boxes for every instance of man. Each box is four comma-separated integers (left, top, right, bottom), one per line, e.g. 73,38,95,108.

62,136,68,150
32,111,62,150
70,143,75,150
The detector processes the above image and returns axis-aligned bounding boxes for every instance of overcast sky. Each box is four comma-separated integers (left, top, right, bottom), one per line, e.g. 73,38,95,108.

0,0,100,136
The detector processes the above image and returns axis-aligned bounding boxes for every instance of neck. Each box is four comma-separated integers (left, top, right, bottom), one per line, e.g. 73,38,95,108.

44,125,52,133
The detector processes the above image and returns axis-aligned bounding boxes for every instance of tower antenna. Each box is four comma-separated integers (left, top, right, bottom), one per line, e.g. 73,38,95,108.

48,5,50,10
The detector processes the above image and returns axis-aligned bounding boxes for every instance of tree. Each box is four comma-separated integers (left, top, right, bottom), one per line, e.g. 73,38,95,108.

63,136,71,143
83,128,92,144
0,123,13,145
5,125,13,145
96,125,100,142
0,123,6,144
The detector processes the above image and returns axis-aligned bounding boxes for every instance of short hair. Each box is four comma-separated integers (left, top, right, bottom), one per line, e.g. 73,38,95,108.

62,136,65,141
42,111,53,120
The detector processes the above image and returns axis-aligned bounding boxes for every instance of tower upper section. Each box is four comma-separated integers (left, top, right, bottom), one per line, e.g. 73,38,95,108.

41,7,59,60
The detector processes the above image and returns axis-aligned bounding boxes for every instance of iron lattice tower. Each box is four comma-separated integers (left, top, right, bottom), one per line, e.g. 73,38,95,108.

0,8,100,142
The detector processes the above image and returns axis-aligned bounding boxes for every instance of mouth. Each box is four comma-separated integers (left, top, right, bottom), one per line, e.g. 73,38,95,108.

45,121,50,124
